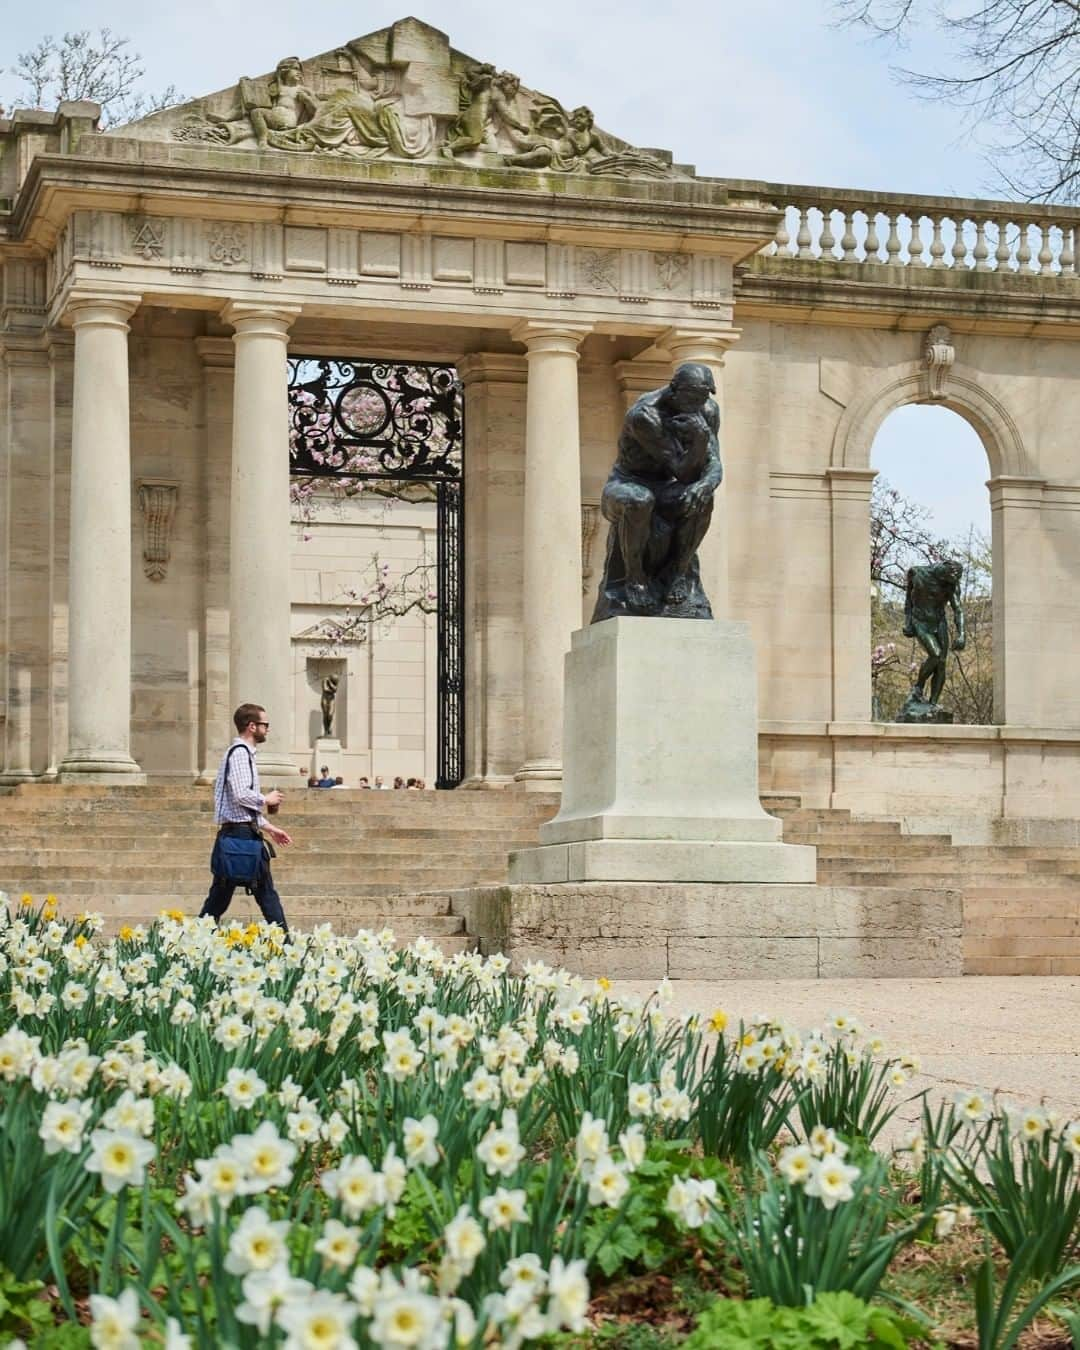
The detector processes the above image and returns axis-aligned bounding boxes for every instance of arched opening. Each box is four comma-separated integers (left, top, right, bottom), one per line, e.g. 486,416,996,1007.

869,403,992,724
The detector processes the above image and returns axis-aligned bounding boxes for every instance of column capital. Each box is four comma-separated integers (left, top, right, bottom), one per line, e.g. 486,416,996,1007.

220,301,301,339
511,320,592,356
660,325,741,365
63,290,142,330
456,352,527,387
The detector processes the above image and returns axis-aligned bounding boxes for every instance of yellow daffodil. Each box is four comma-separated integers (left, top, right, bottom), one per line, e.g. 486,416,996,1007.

709,1009,728,1034
118,926,135,942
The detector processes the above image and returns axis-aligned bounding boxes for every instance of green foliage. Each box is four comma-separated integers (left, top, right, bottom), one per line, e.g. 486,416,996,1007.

0,1265,53,1340
795,1041,910,1145
948,1115,1080,1280
972,1239,1080,1350
709,1151,929,1307
683,1291,923,1349
692,1026,797,1164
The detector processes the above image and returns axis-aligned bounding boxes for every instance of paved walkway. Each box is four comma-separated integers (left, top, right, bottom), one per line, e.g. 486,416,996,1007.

614,977,1080,1134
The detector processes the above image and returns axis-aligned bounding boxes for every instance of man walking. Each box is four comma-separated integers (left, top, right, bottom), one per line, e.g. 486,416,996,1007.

199,703,293,931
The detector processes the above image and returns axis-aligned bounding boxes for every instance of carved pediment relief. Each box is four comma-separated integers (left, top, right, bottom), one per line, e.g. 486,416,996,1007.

113,17,690,182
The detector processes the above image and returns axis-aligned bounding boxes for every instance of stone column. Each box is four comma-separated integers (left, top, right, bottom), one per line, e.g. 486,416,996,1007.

828,467,878,722
661,327,740,618
195,337,234,783
222,302,300,784
58,293,144,781
457,352,528,786
512,321,591,789
988,475,1046,726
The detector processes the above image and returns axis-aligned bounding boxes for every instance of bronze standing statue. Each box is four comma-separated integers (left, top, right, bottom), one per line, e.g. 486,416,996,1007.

592,362,721,622
896,560,966,723
320,675,339,738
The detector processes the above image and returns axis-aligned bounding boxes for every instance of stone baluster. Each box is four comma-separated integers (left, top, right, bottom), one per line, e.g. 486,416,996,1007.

795,208,813,259
819,209,836,260
908,214,926,267
995,218,1012,271
512,321,591,788
58,291,144,782
884,213,902,266
973,219,991,271
929,215,947,267
950,218,969,268
1016,223,1033,271
221,301,301,784
839,212,858,263
773,214,791,256
1061,225,1076,276
1038,223,1055,275
863,210,881,262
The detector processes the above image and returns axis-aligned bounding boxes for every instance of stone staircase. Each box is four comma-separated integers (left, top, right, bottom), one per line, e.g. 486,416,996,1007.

767,798,1080,976
0,784,560,951
1,784,1076,973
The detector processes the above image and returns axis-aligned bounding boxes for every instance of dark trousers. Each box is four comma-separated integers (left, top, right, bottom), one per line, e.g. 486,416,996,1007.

199,824,288,931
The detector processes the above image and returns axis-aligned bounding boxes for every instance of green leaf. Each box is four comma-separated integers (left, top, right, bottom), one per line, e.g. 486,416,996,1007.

803,1291,873,1349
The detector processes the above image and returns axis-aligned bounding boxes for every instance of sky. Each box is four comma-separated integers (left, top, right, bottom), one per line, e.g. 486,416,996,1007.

2,0,997,538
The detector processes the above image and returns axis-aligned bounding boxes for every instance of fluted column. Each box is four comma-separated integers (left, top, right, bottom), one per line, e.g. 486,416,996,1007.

661,327,740,618
58,292,144,781
512,321,591,788
222,302,300,784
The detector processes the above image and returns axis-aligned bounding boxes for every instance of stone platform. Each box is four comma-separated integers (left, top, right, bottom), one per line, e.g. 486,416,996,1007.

450,881,963,979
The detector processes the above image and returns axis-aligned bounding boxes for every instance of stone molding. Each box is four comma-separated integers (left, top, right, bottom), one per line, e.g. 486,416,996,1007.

455,352,527,386
511,319,592,355
830,360,1030,478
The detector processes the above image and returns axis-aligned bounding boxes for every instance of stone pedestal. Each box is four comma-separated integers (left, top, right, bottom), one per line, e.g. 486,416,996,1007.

509,617,815,883
312,737,343,780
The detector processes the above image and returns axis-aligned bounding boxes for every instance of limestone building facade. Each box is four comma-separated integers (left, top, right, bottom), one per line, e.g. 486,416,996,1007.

2,17,1080,822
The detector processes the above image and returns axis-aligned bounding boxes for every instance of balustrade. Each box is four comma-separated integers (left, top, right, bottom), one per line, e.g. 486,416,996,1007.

739,183,1080,278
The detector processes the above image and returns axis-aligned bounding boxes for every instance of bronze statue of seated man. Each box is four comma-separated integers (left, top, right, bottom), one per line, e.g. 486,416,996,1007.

592,362,721,622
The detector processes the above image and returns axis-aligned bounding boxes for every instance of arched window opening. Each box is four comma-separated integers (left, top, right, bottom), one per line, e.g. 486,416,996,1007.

869,404,992,724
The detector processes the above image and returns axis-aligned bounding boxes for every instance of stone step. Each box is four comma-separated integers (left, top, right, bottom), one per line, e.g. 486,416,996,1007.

40,893,460,918
0,845,517,866
964,953,1080,975
1,865,510,890
820,870,1080,889
965,915,1080,938
964,887,1080,913
806,842,955,859
818,856,1078,875
98,916,477,950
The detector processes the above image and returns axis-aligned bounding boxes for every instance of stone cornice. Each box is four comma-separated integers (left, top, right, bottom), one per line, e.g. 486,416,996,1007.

7,149,781,260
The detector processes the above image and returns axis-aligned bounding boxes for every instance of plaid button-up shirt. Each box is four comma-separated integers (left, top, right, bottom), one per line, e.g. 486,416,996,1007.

213,739,267,828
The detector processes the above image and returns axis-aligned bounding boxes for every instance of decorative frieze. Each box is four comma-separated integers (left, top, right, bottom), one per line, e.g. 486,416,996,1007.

618,249,650,303
129,217,166,260
546,243,575,298
400,233,432,289
505,242,546,287
653,251,690,295
207,222,249,268
577,247,618,293
473,239,504,293
360,232,401,278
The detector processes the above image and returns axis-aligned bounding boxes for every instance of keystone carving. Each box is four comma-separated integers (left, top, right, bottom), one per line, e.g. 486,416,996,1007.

924,324,954,400
136,480,179,582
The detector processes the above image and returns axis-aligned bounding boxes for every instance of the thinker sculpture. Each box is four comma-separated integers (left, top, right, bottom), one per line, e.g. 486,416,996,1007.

592,362,721,622
320,674,340,738
896,559,965,724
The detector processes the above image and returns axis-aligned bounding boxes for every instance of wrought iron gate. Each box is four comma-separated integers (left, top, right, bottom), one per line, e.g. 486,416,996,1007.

287,357,464,788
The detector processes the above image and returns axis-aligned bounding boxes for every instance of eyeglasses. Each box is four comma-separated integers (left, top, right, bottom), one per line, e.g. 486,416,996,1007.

253,721,270,729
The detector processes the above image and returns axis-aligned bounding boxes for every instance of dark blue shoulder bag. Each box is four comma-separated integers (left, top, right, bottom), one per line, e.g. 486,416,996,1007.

211,745,267,891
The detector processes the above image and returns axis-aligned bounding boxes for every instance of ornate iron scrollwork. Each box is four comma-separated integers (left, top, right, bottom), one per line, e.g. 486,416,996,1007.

288,357,463,481
288,356,466,788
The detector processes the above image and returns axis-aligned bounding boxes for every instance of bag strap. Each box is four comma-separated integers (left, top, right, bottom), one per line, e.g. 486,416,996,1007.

223,742,258,820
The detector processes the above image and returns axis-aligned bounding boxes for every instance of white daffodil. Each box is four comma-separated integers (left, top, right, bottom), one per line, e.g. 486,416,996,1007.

88,1288,141,1350
402,1114,440,1169
368,1280,443,1349
39,1098,92,1155
479,1186,529,1231
321,1154,385,1220
444,1205,486,1273
1061,1120,1080,1156
236,1265,315,1337
85,1129,155,1194
315,1218,362,1270
587,1154,630,1209
224,1205,291,1275
102,1090,155,1138
232,1121,297,1193
619,1124,647,1172
805,1156,861,1210
1009,1106,1050,1143
627,1082,655,1118
221,1067,268,1111
665,1176,718,1229
544,1256,590,1334
777,1143,815,1186
277,1288,360,1350
476,1109,525,1178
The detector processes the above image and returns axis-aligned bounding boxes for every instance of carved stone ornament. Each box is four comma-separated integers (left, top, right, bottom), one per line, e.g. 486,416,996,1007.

160,24,685,181
924,324,954,400
654,252,690,291
130,218,165,260
207,223,247,267
581,503,601,594
136,480,179,581
577,248,618,292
